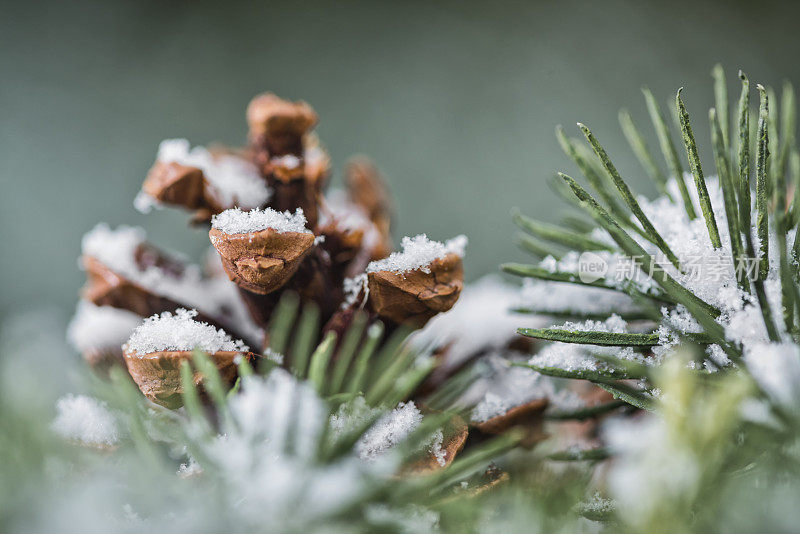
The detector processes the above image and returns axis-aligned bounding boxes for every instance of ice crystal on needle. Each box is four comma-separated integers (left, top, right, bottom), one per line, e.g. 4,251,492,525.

356,401,423,462
528,314,646,372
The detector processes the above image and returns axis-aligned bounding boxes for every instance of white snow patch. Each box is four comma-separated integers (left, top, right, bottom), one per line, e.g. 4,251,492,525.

211,207,310,235
468,354,584,422
52,395,119,447
153,138,270,209
356,401,423,462
125,308,248,355
744,341,800,407
67,301,141,352
367,234,467,274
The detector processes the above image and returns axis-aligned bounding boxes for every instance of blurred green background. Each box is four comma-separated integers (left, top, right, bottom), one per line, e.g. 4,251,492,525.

2,0,798,319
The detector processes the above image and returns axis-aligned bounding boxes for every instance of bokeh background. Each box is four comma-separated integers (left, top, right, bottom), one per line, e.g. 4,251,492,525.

2,0,799,320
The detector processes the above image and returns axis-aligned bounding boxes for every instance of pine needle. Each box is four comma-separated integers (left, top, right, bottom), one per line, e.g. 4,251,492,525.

290,301,320,378
578,122,682,269
307,331,337,394
517,327,660,347
737,72,752,232
545,400,627,420
756,85,771,279
709,107,745,286
643,86,698,219
712,64,730,152
619,109,672,198
512,209,615,252
676,88,722,248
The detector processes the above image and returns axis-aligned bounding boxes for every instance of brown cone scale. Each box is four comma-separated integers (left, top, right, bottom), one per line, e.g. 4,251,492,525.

473,397,549,448
344,156,393,259
406,416,469,474
82,256,188,318
247,93,317,157
367,253,464,327
123,348,258,409
209,227,316,295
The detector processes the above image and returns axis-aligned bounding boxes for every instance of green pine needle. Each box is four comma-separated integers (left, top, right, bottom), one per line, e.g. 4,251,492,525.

619,109,672,198
712,64,730,151
643,86,698,219
307,331,337,394
676,88,723,248
512,208,615,252
756,84,771,279
517,327,660,347
709,107,745,285
545,400,627,420
737,72,753,232
578,122,682,269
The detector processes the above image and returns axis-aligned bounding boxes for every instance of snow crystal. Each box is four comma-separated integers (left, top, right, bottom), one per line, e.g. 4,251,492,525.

554,315,628,335
82,223,147,271
365,505,440,532
581,493,615,514
356,401,423,462
471,393,508,423
528,315,647,372
603,414,699,524
152,138,270,209
367,234,467,274
342,273,369,309
52,395,119,447
177,459,202,478
427,430,447,467
530,342,602,372
227,370,325,460
125,308,248,355
211,207,311,235
67,301,140,352
133,190,161,213
271,154,301,169
660,305,703,335
329,396,381,438
469,355,547,422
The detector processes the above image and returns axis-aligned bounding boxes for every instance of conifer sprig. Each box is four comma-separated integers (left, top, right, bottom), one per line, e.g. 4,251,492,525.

508,65,800,408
